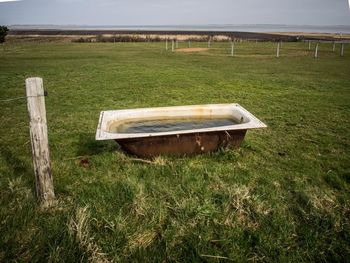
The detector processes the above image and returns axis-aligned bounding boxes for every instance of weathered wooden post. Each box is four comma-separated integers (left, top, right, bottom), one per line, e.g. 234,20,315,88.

276,42,280,58
25,77,55,207
314,43,319,58
340,43,345,56
308,41,311,51
231,40,234,57
188,40,191,48
176,39,178,48
165,39,168,50
172,39,174,52
332,41,336,52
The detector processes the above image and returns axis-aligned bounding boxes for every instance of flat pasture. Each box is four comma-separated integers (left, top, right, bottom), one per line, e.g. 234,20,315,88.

0,40,349,262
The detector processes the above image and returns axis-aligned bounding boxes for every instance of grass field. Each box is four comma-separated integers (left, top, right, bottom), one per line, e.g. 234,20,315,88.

0,40,350,262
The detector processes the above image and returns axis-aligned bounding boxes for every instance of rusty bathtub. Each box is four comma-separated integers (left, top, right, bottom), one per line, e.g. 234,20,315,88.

95,104,266,158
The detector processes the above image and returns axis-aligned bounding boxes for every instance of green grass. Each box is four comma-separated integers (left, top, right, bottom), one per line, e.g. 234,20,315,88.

0,41,349,262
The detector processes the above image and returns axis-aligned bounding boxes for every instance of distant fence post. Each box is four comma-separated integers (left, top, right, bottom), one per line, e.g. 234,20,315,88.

188,40,191,48
172,40,174,52
25,77,55,207
332,41,336,52
340,43,345,56
314,43,319,58
165,39,168,51
176,40,178,49
308,41,311,51
276,42,280,58
231,40,234,57
208,38,211,48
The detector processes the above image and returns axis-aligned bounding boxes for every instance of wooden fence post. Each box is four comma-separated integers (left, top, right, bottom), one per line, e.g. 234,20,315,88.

332,41,336,52
172,40,174,52
165,39,168,50
188,40,191,48
176,40,178,49
25,77,55,207
314,43,319,58
341,43,344,56
231,40,234,57
276,42,280,58
308,41,311,51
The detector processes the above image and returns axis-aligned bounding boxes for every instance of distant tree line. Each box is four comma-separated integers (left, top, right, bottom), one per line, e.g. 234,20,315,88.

72,35,163,43
72,35,213,43
72,34,302,44
0,26,9,43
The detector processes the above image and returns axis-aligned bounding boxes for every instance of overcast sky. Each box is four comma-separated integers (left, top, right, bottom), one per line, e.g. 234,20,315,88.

0,0,349,26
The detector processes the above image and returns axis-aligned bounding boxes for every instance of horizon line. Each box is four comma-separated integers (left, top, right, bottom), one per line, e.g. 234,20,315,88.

7,23,350,27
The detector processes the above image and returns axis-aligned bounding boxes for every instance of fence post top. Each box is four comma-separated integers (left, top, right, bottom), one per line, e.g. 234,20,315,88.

26,77,43,82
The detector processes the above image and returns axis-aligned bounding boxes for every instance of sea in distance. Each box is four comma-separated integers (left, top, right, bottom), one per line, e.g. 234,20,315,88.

9,24,350,34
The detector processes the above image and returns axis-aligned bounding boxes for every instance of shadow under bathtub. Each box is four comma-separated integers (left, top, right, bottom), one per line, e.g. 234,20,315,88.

76,133,118,157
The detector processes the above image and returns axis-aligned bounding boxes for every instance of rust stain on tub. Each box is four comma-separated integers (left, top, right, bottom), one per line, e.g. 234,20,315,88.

117,130,246,158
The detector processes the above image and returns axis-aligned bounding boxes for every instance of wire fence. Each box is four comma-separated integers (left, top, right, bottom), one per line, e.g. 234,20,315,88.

0,92,48,103
165,40,347,58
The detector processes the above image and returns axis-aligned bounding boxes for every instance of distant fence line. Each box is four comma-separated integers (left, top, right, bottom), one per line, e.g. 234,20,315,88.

4,34,347,58
165,39,346,58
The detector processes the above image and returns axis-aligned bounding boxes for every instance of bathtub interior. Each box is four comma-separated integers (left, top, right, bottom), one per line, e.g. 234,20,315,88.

106,107,250,133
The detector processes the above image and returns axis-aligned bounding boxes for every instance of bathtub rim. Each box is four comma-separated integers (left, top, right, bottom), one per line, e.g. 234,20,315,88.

95,103,267,140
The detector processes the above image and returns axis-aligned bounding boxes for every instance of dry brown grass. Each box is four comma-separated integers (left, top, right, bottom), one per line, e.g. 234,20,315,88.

271,32,350,40
307,186,336,213
68,207,110,263
176,48,209,53
127,229,159,252
224,185,271,230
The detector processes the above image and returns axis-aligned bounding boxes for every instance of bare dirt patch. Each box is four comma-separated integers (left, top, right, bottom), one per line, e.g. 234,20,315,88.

176,48,209,53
